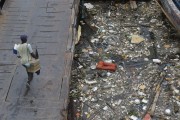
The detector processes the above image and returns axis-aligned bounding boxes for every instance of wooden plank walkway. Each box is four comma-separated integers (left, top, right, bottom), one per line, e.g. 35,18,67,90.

0,0,78,119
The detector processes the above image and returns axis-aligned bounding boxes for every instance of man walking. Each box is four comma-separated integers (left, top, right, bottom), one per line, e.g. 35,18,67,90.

0,0,5,15
14,35,40,88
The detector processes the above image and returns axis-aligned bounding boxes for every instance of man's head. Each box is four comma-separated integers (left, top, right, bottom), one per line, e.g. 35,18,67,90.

20,35,28,43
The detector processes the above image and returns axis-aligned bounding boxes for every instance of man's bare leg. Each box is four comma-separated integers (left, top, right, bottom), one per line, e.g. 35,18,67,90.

27,72,33,88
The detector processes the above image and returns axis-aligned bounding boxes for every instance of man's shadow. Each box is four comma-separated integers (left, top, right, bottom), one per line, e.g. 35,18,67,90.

23,87,30,96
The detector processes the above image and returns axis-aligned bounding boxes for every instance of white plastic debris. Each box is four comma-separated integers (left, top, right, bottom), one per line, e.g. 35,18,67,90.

89,51,94,54
104,59,113,63
174,89,180,94
142,99,148,104
165,109,171,115
102,30,106,33
109,30,114,33
157,44,160,48
164,66,168,70
92,87,98,91
144,58,149,61
84,3,94,9
80,20,85,25
171,85,180,94
84,112,88,115
130,115,138,120
90,65,96,69
103,106,108,110
82,49,88,53
139,21,142,24
121,106,126,109
82,97,89,102
85,79,97,85
107,72,112,76
143,106,147,110
150,19,157,23
107,10,111,17
91,98,97,102
91,38,99,43
134,99,140,104
107,23,114,27
138,91,146,96
116,12,120,16
76,25,81,44
140,18,145,20
153,59,161,63
78,65,83,69
115,100,122,105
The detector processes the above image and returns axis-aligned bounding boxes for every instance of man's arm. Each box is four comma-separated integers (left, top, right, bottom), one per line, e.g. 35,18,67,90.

28,44,38,59
31,53,37,59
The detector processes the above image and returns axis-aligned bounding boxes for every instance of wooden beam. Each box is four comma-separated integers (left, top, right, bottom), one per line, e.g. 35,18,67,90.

130,0,137,9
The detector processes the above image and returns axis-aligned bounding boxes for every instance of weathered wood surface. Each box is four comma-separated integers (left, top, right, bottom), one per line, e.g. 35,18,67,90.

0,0,76,119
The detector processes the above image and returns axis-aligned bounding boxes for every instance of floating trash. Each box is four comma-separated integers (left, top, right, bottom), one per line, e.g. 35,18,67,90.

70,0,180,119
143,106,147,111
131,35,145,44
134,99,140,104
91,38,99,43
90,65,96,69
153,59,161,63
85,79,97,85
165,109,171,115
142,99,148,104
103,106,108,111
84,3,94,9
130,115,138,120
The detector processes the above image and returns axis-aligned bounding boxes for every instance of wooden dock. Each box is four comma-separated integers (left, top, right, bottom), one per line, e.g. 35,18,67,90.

0,0,79,119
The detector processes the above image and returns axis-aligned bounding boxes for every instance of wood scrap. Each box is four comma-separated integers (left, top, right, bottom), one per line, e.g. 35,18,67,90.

130,0,137,9
149,83,162,115
142,73,165,119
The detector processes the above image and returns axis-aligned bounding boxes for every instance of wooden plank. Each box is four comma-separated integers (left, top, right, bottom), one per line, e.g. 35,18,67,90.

0,53,16,62
142,74,165,119
6,57,65,100
5,106,62,120
149,85,161,115
0,63,18,101
0,0,77,119
16,98,62,108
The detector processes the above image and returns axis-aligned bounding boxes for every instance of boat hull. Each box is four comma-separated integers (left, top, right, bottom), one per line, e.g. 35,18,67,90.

159,0,180,32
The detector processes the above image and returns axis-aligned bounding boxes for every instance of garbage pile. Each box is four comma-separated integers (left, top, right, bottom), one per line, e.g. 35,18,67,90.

70,0,180,120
